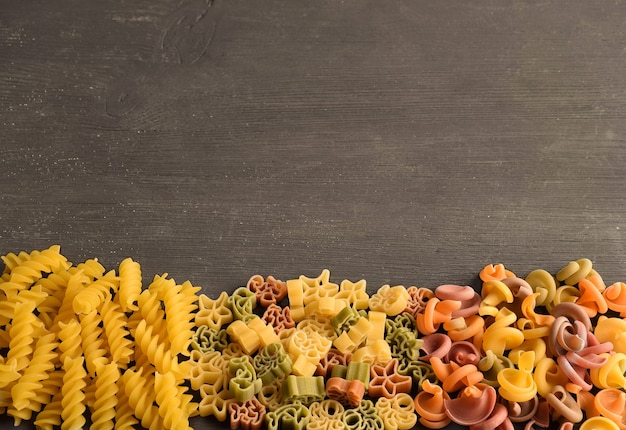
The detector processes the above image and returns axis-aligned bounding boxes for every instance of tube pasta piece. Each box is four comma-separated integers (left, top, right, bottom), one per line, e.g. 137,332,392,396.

366,311,387,345
247,274,288,307
375,393,417,430
369,285,409,317
228,397,267,430
368,359,412,398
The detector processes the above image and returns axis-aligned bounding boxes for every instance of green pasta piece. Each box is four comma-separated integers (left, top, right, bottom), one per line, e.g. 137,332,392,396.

345,361,370,388
331,364,348,379
229,356,262,402
266,401,310,430
396,358,436,391
386,313,416,332
190,325,228,354
281,375,326,405
387,326,422,362
254,343,293,385
228,287,257,322
332,306,360,334
478,352,515,387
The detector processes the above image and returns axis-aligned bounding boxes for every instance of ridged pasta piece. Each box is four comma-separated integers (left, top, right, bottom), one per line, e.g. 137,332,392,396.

163,281,194,357
56,318,82,365
134,318,182,377
90,362,120,430
1,250,31,273
51,271,90,330
9,332,58,417
72,270,118,315
8,245,69,288
6,301,38,374
28,368,63,430
114,376,140,430
79,309,108,378
70,258,106,280
122,367,164,430
61,356,87,430
100,296,133,367
117,257,142,312
155,371,191,430
130,289,167,344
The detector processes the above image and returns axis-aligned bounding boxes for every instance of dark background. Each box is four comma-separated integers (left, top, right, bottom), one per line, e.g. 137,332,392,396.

1,1,625,429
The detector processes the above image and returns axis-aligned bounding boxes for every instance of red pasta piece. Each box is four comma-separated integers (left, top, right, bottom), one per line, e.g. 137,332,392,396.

228,397,266,430
325,377,365,408
262,304,295,334
247,275,288,307
368,359,412,399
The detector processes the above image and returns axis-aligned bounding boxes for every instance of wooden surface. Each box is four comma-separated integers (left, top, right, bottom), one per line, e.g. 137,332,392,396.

1,1,626,429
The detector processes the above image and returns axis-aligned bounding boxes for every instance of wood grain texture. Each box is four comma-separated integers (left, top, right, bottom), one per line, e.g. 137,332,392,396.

1,0,626,429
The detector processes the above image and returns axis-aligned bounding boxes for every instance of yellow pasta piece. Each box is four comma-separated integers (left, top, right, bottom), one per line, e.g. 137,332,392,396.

369,285,409,316
248,317,281,347
227,320,261,355
366,311,387,346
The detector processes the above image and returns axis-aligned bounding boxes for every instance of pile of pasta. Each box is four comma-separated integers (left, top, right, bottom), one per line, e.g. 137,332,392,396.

2,246,626,430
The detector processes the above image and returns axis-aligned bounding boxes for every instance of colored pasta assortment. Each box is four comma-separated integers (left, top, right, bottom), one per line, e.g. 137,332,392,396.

1,248,626,430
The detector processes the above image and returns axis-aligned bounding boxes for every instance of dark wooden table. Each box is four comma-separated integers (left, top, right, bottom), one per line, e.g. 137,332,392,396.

2,1,625,429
